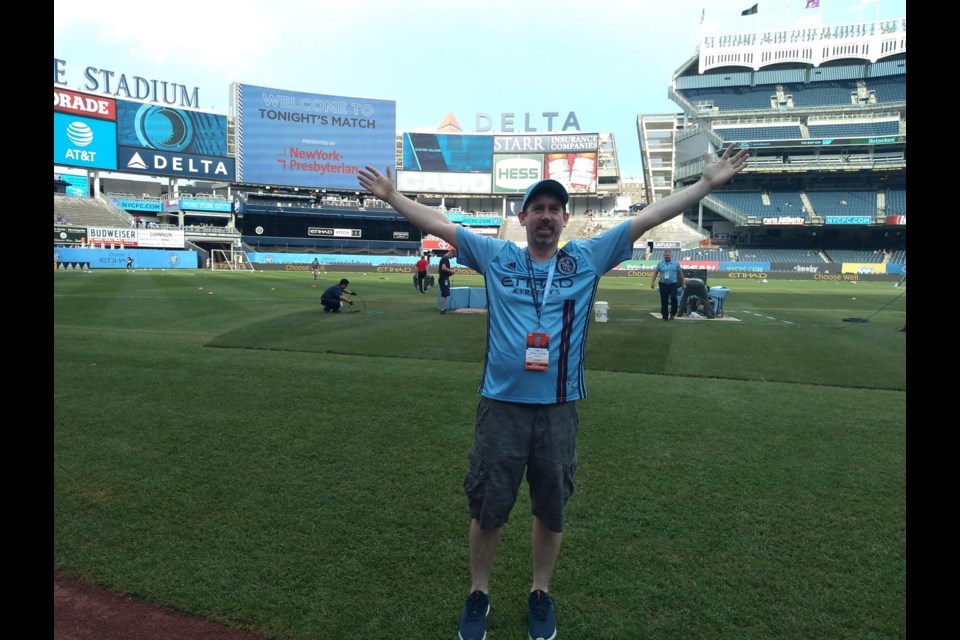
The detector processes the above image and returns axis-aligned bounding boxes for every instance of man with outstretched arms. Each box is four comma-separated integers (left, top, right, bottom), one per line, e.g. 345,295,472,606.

357,142,748,640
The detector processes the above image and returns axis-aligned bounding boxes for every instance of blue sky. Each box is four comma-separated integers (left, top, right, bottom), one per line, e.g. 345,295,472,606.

54,0,905,180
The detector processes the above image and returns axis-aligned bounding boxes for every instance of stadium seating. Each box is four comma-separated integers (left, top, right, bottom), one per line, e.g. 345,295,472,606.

807,121,900,138
735,247,823,263
887,250,906,265
767,192,807,218
782,80,859,108
711,191,767,217
678,248,725,262
715,125,803,141
866,75,907,103
885,189,906,215
822,249,886,263
678,86,775,112
54,194,131,228
805,190,878,217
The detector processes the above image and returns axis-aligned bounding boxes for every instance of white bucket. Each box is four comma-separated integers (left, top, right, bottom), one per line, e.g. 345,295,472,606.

594,301,609,323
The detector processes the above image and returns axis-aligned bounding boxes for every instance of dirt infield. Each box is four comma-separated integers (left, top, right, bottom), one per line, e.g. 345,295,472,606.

54,569,264,640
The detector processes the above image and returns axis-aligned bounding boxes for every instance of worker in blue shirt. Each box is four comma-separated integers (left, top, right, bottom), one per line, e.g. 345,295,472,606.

651,249,685,320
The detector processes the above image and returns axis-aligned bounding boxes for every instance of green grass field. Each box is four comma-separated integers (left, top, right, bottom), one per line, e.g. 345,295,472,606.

54,269,906,639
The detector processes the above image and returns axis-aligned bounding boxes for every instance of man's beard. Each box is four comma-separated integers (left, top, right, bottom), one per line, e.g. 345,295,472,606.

530,225,560,246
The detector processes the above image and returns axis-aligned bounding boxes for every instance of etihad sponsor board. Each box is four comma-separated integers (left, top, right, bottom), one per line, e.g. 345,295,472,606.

232,83,396,190
118,146,235,180
54,112,118,170
397,171,492,194
308,227,361,238
53,87,116,120
55,248,197,269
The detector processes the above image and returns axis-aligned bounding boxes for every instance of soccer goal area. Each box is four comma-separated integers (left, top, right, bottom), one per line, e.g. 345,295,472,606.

209,249,255,272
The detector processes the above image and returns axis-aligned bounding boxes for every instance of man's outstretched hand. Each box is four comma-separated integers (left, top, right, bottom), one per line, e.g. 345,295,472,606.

702,143,750,188
358,166,397,201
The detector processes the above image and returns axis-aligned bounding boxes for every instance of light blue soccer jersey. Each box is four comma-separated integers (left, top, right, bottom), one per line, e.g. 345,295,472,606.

456,221,632,404
655,259,682,284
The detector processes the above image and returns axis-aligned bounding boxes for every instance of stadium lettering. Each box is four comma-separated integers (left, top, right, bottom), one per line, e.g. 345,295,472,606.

377,266,413,273
53,90,111,115
89,228,137,239
282,159,360,175
283,264,312,271
65,149,97,162
547,139,596,151
59,62,200,108
495,137,545,152
331,116,375,128
152,156,229,176
726,272,768,279
500,277,573,289
258,110,328,124
814,273,860,281
497,168,539,180
259,93,376,116
289,148,343,161
476,111,581,133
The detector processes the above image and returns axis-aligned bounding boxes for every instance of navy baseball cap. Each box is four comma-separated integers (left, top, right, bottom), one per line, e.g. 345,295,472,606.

522,179,569,211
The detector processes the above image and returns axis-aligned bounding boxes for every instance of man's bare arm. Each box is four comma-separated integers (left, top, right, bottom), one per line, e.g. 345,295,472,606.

358,166,460,246
629,143,749,243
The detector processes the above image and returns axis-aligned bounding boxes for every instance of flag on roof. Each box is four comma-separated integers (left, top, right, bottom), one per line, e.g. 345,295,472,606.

741,3,758,15
806,0,820,8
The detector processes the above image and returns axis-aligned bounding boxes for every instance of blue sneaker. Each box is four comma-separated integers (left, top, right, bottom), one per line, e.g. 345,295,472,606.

528,590,557,640
459,590,490,640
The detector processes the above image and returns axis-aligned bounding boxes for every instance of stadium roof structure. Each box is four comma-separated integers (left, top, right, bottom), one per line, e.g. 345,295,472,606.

685,17,906,75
